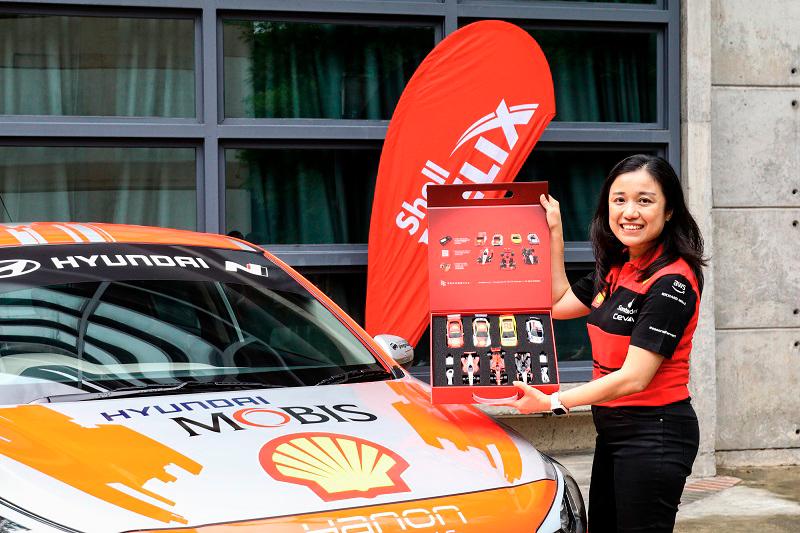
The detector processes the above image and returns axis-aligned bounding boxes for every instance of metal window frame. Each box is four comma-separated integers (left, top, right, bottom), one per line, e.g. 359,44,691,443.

0,0,680,381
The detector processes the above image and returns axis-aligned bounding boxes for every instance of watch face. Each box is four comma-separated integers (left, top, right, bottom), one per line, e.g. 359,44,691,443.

552,406,569,416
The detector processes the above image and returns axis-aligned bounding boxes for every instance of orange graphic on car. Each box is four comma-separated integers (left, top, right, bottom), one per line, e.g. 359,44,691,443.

388,381,523,483
0,405,202,524
259,432,410,501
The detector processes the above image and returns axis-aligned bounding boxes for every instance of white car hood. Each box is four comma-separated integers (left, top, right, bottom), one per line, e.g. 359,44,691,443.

0,379,551,532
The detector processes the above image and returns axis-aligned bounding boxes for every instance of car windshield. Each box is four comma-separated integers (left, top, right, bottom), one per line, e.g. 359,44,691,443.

0,244,386,405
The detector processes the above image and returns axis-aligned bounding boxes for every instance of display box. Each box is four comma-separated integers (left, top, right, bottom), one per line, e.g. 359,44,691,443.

427,182,559,404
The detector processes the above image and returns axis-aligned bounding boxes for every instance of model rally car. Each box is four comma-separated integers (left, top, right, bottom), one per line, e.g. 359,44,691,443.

446,314,464,348
0,223,584,533
526,317,546,344
499,315,518,347
472,315,491,348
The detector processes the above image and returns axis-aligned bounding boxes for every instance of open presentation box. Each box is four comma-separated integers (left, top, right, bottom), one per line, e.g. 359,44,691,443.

427,182,559,404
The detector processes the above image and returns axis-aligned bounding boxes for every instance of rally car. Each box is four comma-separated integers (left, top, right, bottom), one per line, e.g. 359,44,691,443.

526,317,546,344
499,315,518,347
472,315,491,348
446,313,464,348
0,223,584,533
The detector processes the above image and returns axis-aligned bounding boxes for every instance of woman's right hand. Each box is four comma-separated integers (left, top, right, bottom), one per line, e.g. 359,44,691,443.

539,194,563,237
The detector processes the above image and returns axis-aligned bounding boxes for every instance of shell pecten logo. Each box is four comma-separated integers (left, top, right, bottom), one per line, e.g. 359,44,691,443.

259,432,410,501
592,291,605,308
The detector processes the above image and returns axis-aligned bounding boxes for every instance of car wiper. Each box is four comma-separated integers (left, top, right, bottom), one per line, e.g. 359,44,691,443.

31,381,282,404
315,368,394,386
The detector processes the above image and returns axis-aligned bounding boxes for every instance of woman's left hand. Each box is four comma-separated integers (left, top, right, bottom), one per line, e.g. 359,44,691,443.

501,381,552,414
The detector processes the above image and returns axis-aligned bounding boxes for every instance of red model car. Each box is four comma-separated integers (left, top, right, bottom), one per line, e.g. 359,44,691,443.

490,347,507,385
446,314,464,348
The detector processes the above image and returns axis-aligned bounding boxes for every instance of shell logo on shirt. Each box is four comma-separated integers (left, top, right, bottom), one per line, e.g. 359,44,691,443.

592,291,605,308
259,432,410,502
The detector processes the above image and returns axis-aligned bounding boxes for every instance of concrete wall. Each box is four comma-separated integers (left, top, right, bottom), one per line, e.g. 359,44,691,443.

682,0,717,478
710,0,800,466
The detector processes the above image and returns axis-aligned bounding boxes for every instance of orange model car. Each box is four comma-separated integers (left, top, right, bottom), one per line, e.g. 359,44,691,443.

446,313,464,348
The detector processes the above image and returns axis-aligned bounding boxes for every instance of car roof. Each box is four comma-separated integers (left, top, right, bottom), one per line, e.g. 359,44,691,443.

0,223,259,252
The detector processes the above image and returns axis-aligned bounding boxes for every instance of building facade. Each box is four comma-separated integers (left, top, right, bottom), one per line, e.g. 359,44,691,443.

0,0,795,474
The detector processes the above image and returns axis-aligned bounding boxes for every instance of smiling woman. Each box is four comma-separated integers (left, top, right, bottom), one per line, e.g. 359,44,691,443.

607,167,671,258
505,154,706,533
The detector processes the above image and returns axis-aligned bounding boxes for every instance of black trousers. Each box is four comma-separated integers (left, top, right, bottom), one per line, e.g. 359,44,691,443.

588,399,699,533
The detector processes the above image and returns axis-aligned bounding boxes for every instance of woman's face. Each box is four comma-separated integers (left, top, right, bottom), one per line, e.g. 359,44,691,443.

608,167,671,258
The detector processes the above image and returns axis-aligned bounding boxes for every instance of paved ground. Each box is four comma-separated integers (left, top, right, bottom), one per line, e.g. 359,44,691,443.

554,453,800,532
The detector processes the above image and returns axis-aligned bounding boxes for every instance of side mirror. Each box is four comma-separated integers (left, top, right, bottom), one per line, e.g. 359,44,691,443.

373,334,414,368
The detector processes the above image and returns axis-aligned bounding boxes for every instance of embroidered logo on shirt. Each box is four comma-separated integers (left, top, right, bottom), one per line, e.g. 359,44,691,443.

672,279,687,294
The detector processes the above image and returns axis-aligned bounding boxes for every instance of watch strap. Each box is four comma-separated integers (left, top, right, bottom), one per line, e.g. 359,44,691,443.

550,392,569,416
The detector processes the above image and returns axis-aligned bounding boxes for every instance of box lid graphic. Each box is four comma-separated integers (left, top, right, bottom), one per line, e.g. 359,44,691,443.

427,182,551,313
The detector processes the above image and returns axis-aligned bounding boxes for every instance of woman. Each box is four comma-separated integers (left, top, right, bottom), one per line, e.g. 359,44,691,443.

506,154,705,532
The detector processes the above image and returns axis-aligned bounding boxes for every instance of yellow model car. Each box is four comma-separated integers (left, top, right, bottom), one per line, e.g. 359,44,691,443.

499,314,518,347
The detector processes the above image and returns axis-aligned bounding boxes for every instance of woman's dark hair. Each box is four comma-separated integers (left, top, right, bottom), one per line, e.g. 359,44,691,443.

589,154,707,294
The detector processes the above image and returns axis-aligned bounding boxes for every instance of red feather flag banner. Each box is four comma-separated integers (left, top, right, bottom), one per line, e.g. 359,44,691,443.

365,20,555,346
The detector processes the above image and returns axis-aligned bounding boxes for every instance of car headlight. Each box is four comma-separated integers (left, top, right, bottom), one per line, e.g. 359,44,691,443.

536,454,587,533
557,464,586,533
0,498,82,533
0,516,30,533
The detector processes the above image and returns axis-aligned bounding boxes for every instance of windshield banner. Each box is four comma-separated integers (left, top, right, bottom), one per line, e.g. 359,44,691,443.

365,20,555,345
0,243,299,295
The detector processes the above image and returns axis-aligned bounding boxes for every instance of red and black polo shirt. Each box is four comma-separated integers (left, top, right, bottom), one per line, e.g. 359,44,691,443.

571,247,700,407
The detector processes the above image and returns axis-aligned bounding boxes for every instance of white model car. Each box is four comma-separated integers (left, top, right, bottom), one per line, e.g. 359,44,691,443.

526,317,546,344
472,315,492,348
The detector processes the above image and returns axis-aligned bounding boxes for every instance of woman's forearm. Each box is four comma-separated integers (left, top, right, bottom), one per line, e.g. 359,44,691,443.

551,229,570,304
559,348,664,409
559,371,644,408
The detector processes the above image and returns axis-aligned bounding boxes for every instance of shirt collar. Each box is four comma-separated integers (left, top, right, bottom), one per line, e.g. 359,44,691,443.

625,243,664,271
